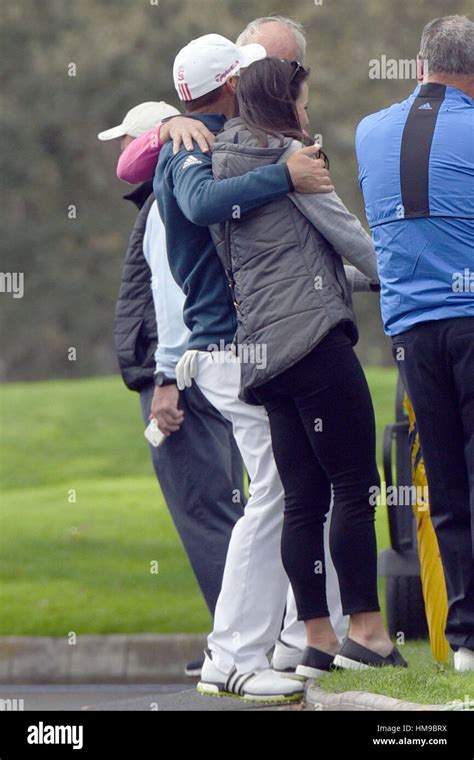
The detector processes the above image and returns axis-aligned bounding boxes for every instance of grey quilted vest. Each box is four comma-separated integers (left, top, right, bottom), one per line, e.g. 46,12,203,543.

211,118,358,404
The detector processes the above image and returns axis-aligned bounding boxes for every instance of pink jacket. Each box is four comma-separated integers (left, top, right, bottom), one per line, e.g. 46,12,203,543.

116,124,163,184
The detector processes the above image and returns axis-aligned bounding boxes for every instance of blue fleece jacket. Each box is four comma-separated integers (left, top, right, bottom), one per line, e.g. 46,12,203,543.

154,113,293,350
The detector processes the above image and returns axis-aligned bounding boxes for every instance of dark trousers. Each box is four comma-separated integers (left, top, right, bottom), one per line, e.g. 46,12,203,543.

392,316,474,650
140,381,244,616
255,326,381,620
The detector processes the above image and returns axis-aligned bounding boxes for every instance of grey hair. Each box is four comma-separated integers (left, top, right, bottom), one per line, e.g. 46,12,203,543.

236,15,307,62
420,15,474,76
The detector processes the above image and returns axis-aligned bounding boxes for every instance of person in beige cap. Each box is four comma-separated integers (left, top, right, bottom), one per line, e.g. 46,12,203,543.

98,101,180,151
99,102,246,678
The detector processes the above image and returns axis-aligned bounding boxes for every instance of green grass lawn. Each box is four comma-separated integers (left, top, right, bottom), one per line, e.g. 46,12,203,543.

0,370,394,638
0,377,158,491
0,376,212,636
318,641,474,707
4,369,471,705
0,478,209,635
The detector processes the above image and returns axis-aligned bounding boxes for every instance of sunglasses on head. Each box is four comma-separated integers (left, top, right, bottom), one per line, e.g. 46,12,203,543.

278,59,306,83
289,60,305,83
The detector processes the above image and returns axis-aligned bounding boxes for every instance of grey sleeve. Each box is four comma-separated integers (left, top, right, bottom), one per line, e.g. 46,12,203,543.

280,142,379,284
344,265,374,293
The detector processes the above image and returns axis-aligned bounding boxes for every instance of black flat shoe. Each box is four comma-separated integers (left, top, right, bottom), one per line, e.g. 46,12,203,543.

333,638,408,670
184,657,204,677
295,646,338,679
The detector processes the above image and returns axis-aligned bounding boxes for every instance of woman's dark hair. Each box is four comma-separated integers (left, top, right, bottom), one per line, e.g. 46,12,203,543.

237,57,329,167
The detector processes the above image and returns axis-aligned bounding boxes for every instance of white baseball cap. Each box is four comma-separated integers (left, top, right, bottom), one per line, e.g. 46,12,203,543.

97,101,180,141
173,33,266,102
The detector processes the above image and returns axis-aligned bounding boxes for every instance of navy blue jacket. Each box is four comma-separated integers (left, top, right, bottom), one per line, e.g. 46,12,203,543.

154,114,293,350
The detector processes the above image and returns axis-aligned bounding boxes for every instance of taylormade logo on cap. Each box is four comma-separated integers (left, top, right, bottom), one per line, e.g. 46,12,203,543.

173,33,266,102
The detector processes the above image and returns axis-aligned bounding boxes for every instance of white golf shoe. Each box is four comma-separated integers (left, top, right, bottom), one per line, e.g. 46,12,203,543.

454,647,474,672
197,650,304,703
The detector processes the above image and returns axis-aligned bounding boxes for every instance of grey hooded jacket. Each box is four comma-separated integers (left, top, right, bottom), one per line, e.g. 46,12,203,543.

211,117,379,404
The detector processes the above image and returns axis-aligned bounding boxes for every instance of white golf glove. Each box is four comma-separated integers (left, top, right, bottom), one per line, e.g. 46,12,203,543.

176,349,200,391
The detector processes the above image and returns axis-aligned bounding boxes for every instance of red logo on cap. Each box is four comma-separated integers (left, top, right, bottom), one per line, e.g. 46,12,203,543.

177,67,185,81
215,59,239,82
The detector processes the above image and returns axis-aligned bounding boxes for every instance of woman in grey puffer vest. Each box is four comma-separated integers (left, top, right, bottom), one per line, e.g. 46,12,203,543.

211,59,407,675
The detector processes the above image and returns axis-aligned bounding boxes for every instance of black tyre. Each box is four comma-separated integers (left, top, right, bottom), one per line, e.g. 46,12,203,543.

386,575,429,640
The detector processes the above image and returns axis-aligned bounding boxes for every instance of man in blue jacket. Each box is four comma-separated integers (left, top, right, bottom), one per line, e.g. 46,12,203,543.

356,15,474,671
155,32,344,702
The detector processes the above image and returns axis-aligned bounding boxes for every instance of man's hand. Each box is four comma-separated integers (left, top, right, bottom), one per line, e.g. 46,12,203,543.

160,117,216,155
150,384,184,436
286,145,334,194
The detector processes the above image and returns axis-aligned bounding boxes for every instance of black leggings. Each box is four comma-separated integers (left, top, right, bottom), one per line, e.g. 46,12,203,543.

255,326,381,621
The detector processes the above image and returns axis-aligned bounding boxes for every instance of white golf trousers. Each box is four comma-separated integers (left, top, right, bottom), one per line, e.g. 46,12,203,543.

194,351,347,674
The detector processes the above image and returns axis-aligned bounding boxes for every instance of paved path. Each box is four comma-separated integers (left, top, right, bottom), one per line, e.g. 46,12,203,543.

0,684,302,711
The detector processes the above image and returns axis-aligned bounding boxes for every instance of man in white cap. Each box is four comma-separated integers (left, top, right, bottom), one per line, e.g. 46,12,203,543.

152,33,339,703
99,101,246,678
116,18,348,696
